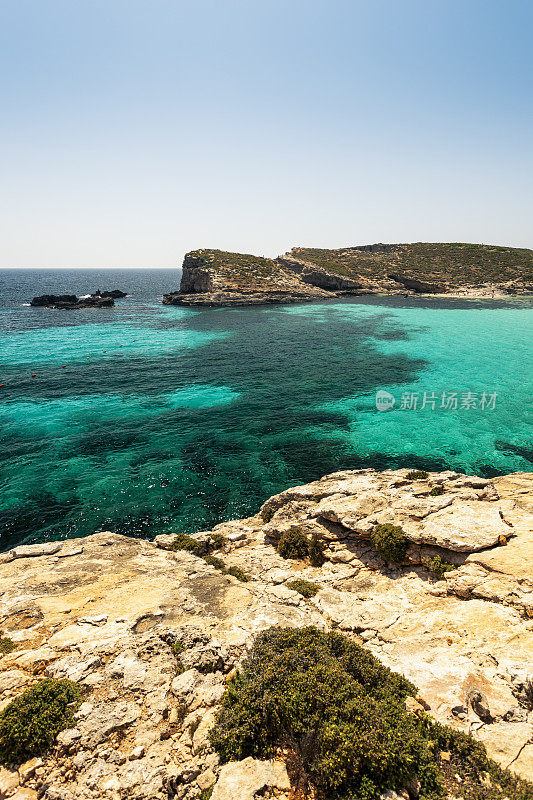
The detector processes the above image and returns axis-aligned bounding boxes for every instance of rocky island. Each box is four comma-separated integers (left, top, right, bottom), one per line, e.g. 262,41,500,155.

30,291,127,310
163,243,533,307
1,468,532,800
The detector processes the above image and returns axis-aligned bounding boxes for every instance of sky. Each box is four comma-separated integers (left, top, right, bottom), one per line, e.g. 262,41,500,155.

0,0,531,267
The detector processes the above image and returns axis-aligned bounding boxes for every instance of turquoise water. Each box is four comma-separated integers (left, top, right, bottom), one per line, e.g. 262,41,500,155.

1,269,531,549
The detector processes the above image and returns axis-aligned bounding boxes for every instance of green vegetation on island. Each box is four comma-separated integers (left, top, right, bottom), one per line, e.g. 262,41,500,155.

0,678,82,764
275,528,326,566
185,249,278,279
290,242,533,286
286,578,320,597
370,522,410,563
210,626,533,800
172,533,250,581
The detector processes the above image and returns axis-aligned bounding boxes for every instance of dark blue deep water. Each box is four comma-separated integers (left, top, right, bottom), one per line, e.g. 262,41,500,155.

1,269,532,550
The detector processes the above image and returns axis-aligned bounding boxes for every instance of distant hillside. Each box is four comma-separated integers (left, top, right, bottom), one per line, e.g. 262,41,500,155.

163,242,533,306
287,242,533,286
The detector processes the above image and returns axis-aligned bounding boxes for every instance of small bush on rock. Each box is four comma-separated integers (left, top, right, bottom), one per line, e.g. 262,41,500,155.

210,626,533,800
171,641,186,675
173,532,227,559
276,528,310,560
0,635,16,656
0,678,82,764
370,523,409,563
424,555,454,579
203,554,226,570
286,579,319,598
203,554,250,582
429,485,444,496
171,641,185,657
308,534,326,567
210,626,439,799
407,470,429,480
210,532,227,549
172,532,206,556
261,506,275,523
276,529,326,566
226,566,249,582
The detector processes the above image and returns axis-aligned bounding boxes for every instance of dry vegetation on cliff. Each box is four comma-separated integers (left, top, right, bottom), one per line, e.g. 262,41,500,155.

184,249,278,280
290,242,533,286
166,242,533,306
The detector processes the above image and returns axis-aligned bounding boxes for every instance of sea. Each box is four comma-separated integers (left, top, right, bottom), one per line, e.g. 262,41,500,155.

1,268,532,551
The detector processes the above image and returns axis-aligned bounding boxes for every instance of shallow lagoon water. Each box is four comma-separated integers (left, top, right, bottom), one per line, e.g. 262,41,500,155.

1,269,531,549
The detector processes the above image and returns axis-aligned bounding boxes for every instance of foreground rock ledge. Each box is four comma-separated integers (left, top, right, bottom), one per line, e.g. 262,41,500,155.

0,468,532,799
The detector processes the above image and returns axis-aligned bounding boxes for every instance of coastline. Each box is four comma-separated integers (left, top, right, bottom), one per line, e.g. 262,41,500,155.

1,468,531,799
165,286,533,307
162,244,533,307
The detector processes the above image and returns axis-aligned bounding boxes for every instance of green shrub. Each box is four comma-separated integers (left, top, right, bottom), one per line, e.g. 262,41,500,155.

407,470,429,480
276,528,309,560
308,534,326,567
203,554,226,570
424,555,454,579
276,529,326,566
370,523,409,563
173,532,227,557
429,485,444,496
210,627,533,800
226,566,249,582
0,636,16,657
203,554,250,582
172,532,206,556
423,718,533,800
210,532,227,549
261,506,275,523
286,579,319,598
210,626,438,799
0,678,82,764
200,788,214,800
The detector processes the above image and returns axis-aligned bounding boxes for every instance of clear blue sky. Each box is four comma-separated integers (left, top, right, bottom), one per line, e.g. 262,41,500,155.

1,0,531,267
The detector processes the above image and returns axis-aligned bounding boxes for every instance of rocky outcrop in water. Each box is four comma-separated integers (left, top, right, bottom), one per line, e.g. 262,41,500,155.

30,295,80,307
30,291,126,309
0,469,531,799
30,294,114,309
93,290,128,299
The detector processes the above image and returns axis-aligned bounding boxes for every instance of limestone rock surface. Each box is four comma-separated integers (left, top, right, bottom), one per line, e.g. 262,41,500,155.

210,757,290,800
0,468,531,799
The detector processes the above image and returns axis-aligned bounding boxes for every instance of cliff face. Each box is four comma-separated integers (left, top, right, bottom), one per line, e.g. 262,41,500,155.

163,249,333,307
1,469,532,800
163,243,533,307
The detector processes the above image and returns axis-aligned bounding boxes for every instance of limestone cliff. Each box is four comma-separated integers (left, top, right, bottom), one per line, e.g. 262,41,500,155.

162,249,334,307
0,469,532,800
163,243,533,307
